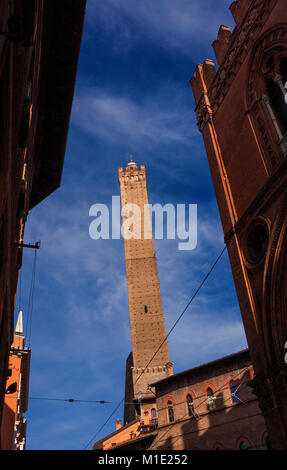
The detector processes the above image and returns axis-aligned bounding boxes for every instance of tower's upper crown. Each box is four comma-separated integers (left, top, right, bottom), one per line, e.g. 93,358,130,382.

126,157,137,169
118,157,146,181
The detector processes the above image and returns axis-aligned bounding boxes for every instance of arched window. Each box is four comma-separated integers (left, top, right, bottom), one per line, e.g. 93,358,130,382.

247,33,287,167
186,394,194,417
265,57,287,135
229,379,240,403
260,52,287,156
237,437,250,450
213,443,224,450
239,440,249,450
206,387,216,411
151,408,157,418
167,400,174,423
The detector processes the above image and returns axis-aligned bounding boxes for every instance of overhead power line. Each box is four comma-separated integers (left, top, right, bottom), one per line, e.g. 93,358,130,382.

83,245,227,450
149,363,251,450
29,397,112,404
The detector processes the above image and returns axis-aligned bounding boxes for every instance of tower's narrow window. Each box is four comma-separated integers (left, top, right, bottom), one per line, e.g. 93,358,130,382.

167,401,174,423
229,379,240,403
144,305,148,313
186,394,194,417
206,387,216,411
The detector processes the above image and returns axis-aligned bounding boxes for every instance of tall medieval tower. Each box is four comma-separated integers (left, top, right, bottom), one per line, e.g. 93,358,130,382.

190,0,287,450
118,159,173,423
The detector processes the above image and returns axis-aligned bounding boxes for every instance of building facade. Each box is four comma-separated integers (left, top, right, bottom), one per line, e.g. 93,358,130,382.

95,350,269,450
149,350,267,450
190,0,287,449
0,0,86,445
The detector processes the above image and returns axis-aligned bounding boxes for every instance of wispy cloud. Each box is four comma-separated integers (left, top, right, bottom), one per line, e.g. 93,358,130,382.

23,180,245,448
72,86,196,146
86,0,234,54
22,0,242,449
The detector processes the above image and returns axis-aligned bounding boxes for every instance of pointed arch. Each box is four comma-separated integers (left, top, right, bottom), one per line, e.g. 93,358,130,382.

236,436,251,450
247,24,287,170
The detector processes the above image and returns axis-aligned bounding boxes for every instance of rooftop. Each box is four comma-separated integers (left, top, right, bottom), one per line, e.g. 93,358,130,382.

149,349,250,388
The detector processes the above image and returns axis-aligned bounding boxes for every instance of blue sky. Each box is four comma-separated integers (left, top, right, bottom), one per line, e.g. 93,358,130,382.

18,0,248,450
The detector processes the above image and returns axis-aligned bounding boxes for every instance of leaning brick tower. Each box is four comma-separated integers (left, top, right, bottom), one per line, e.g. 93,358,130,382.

118,159,173,423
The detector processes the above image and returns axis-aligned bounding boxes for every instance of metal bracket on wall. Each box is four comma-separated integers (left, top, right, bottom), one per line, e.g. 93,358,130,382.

11,241,40,250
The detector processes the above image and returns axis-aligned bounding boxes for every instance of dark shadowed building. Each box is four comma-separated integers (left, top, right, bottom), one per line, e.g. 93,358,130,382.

190,0,287,449
0,0,86,446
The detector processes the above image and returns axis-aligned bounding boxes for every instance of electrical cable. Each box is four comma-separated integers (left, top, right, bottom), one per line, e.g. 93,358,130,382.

149,364,251,449
29,397,112,404
18,268,22,312
3,374,251,408
82,245,227,449
25,247,37,348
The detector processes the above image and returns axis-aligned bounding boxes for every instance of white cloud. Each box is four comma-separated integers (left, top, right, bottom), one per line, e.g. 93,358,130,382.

23,167,245,449
167,307,247,372
86,0,234,53
72,86,196,146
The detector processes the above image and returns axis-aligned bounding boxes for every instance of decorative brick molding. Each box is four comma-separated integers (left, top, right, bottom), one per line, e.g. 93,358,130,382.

209,0,276,115
248,363,287,414
195,93,213,132
202,382,216,395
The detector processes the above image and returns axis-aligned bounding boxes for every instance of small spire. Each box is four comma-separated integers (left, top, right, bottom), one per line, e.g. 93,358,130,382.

15,311,24,335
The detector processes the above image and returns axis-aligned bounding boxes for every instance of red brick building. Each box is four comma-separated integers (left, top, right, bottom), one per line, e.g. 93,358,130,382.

149,349,267,450
1,311,30,449
95,349,269,450
0,0,86,446
190,0,287,449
